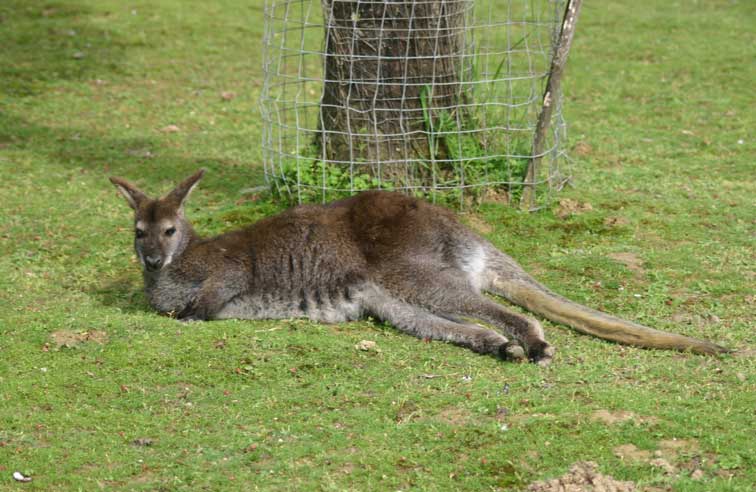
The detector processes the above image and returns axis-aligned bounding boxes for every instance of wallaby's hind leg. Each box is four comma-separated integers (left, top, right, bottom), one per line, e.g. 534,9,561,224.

447,297,555,366
373,262,552,364
357,283,527,361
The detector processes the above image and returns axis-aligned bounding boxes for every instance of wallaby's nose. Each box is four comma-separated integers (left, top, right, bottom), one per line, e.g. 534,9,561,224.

145,255,162,271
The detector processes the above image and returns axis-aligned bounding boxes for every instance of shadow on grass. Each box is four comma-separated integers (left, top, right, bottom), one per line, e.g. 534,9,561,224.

91,274,153,315
0,0,132,98
0,0,255,187
0,110,254,193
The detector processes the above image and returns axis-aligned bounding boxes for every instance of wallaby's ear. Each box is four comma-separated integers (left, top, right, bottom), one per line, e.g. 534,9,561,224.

109,176,148,210
166,169,205,213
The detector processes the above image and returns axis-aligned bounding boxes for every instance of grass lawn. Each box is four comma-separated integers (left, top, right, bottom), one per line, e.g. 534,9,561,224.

0,0,753,490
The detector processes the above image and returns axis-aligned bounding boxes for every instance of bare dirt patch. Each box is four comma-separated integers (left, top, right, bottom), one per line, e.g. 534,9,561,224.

607,252,645,276
657,438,699,460
395,401,420,424
573,141,594,157
433,407,471,426
50,330,108,348
614,438,704,477
614,444,652,462
527,461,636,492
649,458,676,475
604,216,629,228
555,199,594,219
591,410,658,426
480,188,511,206
690,469,705,480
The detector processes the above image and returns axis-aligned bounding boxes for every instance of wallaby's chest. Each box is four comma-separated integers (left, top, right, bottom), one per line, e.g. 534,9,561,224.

145,272,201,315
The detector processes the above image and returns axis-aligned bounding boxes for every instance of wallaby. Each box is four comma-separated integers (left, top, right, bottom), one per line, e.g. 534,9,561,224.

110,170,728,365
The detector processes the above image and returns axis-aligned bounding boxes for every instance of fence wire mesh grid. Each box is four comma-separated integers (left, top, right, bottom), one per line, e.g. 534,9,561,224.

260,0,571,208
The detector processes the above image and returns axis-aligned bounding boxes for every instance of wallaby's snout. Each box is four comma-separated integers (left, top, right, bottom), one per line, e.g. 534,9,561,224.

144,254,163,271
110,169,205,275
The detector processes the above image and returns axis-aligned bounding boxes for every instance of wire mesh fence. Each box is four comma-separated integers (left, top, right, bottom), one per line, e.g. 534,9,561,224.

260,0,572,208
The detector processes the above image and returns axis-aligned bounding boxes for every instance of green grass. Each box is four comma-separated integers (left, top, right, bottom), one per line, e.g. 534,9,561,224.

0,0,754,490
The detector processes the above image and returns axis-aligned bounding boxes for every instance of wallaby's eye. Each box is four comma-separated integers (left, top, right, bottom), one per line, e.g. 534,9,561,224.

135,228,145,239
165,227,176,237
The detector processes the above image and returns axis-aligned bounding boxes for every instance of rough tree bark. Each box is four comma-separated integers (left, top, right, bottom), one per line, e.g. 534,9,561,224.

319,0,469,173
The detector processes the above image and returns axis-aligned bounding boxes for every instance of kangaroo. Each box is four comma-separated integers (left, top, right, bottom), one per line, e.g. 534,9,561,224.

110,169,728,365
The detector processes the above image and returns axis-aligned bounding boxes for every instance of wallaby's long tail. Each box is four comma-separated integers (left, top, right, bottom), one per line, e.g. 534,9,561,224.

486,257,729,355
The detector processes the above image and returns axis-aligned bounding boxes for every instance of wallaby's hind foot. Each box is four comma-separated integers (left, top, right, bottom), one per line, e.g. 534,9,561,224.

532,341,556,367
457,311,554,365
493,337,529,363
455,299,554,364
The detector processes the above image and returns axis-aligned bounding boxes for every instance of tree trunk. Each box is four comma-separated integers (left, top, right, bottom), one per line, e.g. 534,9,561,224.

319,0,469,176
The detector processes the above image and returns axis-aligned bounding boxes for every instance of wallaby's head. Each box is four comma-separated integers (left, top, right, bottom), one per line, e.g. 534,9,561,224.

110,169,205,274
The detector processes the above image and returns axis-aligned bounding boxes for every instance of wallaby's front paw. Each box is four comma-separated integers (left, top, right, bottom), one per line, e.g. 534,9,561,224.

504,343,527,362
498,341,527,362
528,341,555,367
177,303,209,322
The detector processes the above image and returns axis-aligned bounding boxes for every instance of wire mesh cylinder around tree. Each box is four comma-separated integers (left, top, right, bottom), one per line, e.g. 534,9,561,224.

260,0,571,208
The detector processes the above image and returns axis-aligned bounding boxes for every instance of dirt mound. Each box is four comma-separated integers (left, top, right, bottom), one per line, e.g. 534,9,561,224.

528,461,636,492
555,199,593,219
50,330,108,348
